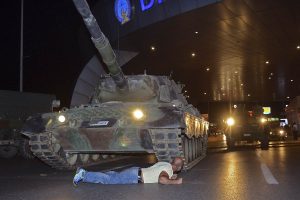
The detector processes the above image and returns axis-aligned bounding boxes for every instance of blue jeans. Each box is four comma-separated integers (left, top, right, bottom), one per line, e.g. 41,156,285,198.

83,167,140,184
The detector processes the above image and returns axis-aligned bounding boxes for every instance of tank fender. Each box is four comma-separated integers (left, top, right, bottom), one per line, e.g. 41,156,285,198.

22,114,46,136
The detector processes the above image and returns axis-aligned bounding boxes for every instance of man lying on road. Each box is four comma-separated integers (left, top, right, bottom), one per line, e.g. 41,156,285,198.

73,157,184,186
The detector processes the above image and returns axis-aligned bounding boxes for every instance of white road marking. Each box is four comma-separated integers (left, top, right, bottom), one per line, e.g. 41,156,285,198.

260,164,279,185
256,151,262,158
256,151,279,185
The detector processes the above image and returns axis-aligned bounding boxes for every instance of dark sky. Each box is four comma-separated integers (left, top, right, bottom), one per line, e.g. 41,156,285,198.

2,1,21,91
1,0,97,107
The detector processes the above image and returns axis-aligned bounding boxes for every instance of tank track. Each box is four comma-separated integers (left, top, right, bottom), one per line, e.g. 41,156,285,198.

29,131,125,170
150,128,207,170
29,129,207,170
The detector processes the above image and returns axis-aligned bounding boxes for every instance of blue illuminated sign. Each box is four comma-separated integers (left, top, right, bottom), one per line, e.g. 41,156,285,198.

140,0,164,11
114,0,165,24
114,0,132,24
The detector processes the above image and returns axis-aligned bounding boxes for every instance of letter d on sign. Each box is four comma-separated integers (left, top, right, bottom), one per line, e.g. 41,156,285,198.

140,0,154,11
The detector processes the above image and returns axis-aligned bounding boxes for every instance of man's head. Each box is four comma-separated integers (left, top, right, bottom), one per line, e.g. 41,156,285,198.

171,157,184,172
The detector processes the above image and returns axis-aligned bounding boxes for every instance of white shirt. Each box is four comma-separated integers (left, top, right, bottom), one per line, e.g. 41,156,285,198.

141,162,173,183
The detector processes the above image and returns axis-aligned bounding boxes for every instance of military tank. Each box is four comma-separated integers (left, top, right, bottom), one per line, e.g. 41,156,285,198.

225,105,269,150
22,0,208,170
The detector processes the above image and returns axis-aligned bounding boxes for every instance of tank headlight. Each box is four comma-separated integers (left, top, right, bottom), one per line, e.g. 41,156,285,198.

58,115,66,123
226,117,235,126
279,130,284,135
132,109,144,120
261,118,267,123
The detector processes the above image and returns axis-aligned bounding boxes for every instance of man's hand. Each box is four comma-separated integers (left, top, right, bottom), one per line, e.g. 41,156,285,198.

171,174,178,180
176,178,183,184
159,171,183,185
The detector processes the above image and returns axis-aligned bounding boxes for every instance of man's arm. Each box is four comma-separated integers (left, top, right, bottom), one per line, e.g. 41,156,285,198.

158,171,182,185
170,174,178,180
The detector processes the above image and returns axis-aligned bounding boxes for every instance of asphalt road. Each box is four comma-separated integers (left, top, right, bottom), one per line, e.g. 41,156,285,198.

1,137,300,200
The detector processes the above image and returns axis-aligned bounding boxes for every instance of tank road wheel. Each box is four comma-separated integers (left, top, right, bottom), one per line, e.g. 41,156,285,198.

181,133,208,170
79,154,89,164
193,138,197,160
195,138,198,156
202,135,208,155
190,138,194,160
66,153,78,166
183,136,189,163
188,139,193,162
102,154,109,159
199,138,203,156
195,138,199,158
196,138,200,156
19,138,35,159
53,137,79,167
91,154,100,161
199,137,204,156
0,146,18,158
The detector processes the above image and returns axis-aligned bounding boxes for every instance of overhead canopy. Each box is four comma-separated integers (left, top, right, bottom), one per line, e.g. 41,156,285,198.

90,0,300,104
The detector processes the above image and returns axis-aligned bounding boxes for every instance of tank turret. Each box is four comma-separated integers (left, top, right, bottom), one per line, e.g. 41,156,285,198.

72,0,128,91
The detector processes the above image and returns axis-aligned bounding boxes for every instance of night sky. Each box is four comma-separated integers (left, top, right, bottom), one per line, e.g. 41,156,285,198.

2,0,98,107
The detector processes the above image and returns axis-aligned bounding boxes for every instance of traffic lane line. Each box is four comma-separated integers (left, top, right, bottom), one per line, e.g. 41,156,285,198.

256,151,279,185
260,163,279,185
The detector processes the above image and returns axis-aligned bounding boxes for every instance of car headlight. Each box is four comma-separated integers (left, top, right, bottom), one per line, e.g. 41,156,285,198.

132,109,144,120
279,130,284,135
226,117,235,126
260,118,267,123
58,115,66,123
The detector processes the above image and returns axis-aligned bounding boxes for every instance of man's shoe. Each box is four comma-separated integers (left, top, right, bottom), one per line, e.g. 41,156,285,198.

73,168,86,186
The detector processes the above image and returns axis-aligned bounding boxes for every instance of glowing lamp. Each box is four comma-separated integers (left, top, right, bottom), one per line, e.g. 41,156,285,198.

226,117,235,126
133,109,144,120
58,115,66,123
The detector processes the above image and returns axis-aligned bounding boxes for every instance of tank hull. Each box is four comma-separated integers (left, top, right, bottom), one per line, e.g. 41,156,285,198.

23,102,208,170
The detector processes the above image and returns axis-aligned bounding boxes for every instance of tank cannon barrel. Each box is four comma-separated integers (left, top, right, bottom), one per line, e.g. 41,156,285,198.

72,0,128,91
